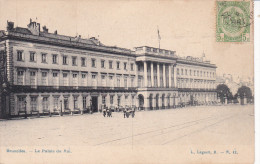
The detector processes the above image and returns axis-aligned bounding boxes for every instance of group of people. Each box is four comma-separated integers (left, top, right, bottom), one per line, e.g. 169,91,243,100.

102,105,135,118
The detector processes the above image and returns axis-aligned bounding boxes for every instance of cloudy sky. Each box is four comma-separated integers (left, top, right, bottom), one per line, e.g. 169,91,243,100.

0,0,254,79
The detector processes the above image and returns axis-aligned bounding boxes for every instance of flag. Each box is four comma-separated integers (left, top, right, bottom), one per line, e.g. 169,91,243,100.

157,27,161,41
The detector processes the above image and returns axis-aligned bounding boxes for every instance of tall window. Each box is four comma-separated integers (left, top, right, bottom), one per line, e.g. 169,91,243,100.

53,97,59,109
81,57,86,66
117,76,121,87
181,69,183,75
109,61,113,69
41,72,48,85
17,51,23,61
177,68,179,75
73,96,78,109
82,73,87,86
17,70,24,85
101,60,105,68
42,53,47,63
18,97,26,111
124,62,127,70
131,77,134,87
63,73,69,86
124,77,127,88
30,52,35,62
64,98,69,109
72,73,78,86
42,97,49,111
30,97,37,111
117,61,120,69
185,69,187,75
110,95,114,104
63,56,67,65
52,54,57,64
131,63,134,71
190,70,192,76
102,96,106,104
91,59,96,67
72,57,77,66
83,96,87,108
30,71,36,86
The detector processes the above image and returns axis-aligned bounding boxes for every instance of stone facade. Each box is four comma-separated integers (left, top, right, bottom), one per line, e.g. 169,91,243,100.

0,20,217,118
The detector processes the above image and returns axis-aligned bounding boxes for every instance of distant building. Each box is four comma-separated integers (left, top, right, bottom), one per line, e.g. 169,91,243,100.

0,19,217,118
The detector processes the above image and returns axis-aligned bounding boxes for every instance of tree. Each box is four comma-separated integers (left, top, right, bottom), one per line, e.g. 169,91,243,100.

235,86,253,103
216,84,233,103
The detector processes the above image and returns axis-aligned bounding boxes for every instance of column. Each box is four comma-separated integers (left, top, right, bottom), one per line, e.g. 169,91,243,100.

151,62,154,87
163,64,166,88
169,65,172,88
173,65,177,87
143,61,148,87
157,63,160,87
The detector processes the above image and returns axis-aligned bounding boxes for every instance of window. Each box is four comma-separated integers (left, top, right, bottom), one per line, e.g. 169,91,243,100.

131,63,134,71
17,70,24,85
91,59,96,67
72,57,77,66
73,74,77,78
101,60,105,68
17,51,23,61
30,71,36,86
18,97,26,111
64,98,69,109
177,68,179,75
124,77,127,88
194,70,196,76
110,95,114,104
63,56,67,65
73,96,78,109
42,53,47,63
52,54,57,64
82,74,86,78
63,73,67,78
117,61,120,69
181,69,183,75
81,57,86,66
131,77,134,87
30,97,37,111
185,69,187,75
102,96,106,104
42,72,48,85
42,97,49,111
200,71,202,77
63,73,69,86
53,97,59,109
53,73,58,77
92,74,96,79
83,96,87,108
109,61,113,69
124,62,127,70
117,76,121,87
197,71,199,76
190,70,192,76
30,52,35,62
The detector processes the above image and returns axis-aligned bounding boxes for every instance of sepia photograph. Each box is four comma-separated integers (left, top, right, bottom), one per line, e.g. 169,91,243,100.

0,0,257,163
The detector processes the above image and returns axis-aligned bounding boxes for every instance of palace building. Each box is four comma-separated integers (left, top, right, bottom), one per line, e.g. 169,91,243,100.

0,20,217,118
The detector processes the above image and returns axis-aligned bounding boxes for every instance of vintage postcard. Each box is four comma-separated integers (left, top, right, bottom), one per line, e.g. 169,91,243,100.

0,0,256,163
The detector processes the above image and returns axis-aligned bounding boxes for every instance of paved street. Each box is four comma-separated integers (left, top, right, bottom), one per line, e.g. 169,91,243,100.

0,105,254,164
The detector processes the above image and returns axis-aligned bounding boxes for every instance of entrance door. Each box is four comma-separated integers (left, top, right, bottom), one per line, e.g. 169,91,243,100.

91,97,98,112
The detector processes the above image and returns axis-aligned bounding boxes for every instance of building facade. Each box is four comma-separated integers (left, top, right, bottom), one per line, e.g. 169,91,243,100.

0,20,217,118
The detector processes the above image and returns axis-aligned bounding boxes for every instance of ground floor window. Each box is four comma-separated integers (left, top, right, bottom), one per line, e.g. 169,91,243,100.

117,96,121,106
102,96,106,104
18,97,26,111
53,97,59,109
132,95,135,106
110,95,114,105
30,96,37,111
83,96,87,108
42,97,49,111
64,98,69,109
73,96,78,109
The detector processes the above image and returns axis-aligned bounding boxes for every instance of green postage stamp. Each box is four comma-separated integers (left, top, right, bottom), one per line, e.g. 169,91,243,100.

216,1,251,42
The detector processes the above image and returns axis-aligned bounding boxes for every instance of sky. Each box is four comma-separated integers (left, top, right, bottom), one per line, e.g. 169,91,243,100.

0,0,254,80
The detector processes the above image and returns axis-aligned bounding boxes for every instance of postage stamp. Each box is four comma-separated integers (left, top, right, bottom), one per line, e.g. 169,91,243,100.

216,1,251,42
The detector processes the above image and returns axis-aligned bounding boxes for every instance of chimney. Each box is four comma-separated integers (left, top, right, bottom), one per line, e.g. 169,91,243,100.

42,26,49,33
27,18,40,35
6,21,14,31
54,30,58,35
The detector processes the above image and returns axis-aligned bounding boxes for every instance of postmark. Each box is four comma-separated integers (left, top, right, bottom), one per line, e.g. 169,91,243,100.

216,1,251,42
